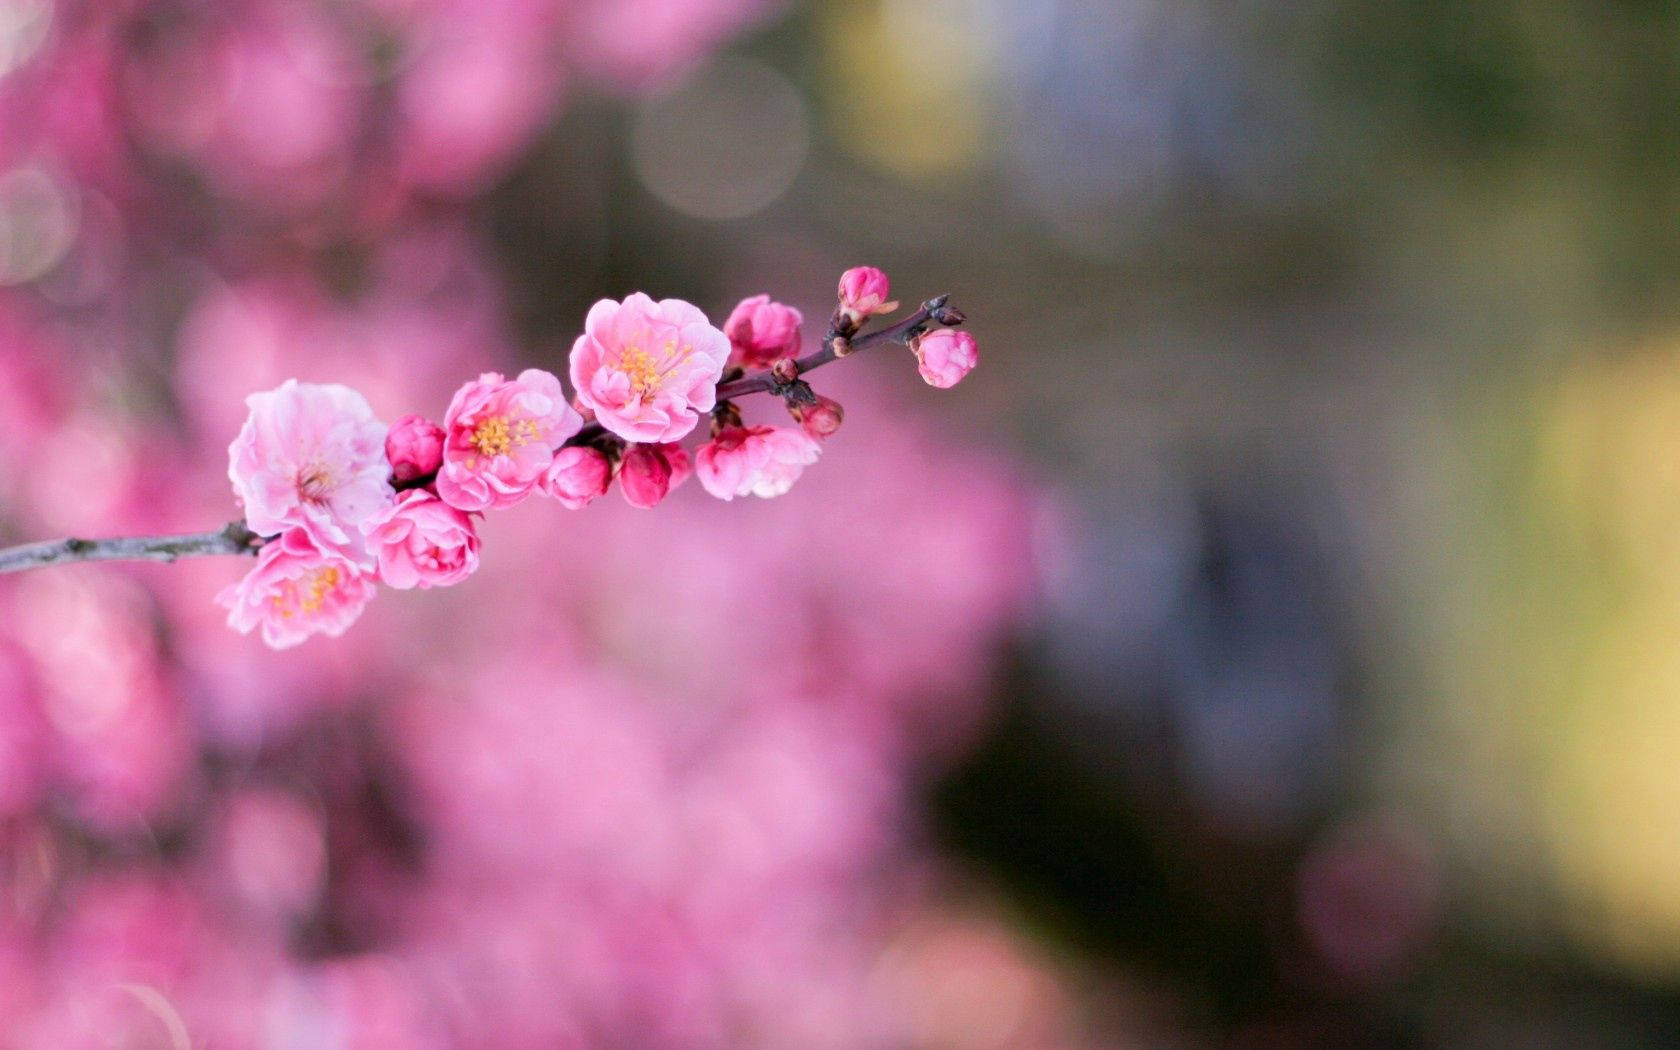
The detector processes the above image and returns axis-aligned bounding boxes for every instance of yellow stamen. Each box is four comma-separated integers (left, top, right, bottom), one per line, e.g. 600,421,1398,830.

471,416,513,457
617,341,693,400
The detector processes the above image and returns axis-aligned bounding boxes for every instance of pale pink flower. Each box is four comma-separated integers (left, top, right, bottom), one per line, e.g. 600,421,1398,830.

619,443,690,509
385,414,445,483
912,329,978,389
838,267,898,324
216,529,379,649
724,294,802,370
569,293,730,443
227,380,392,552
361,490,481,590
436,369,582,512
540,446,612,510
696,425,821,501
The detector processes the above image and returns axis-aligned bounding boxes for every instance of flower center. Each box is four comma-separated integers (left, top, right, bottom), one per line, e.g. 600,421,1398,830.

271,566,341,619
297,463,333,503
617,341,692,400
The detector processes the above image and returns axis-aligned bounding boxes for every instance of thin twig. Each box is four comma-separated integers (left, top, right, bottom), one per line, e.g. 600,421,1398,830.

0,521,263,576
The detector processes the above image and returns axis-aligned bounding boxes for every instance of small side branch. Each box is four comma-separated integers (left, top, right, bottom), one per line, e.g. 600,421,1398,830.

0,521,264,576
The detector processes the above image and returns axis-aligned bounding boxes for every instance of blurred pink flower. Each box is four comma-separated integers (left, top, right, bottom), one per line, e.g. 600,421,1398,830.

541,445,613,509
228,380,392,552
436,369,581,512
838,266,898,325
724,294,803,369
362,490,481,590
386,414,445,483
570,293,729,443
913,329,979,389
217,528,380,649
695,424,820,500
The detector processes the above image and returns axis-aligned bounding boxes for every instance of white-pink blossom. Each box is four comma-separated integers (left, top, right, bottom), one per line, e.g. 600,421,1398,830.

216,528,379,649
227,380,392,553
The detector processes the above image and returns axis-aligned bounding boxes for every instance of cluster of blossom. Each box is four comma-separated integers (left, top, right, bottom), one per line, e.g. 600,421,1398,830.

217,268,977,648
0,322,1072,1043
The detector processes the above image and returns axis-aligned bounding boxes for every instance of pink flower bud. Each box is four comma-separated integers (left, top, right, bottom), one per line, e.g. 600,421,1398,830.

385,414,445,483
788,395,844,440
618,443,689,509
912,328,978,389
838,266,899,324
723,294,803,370
540,446,612,509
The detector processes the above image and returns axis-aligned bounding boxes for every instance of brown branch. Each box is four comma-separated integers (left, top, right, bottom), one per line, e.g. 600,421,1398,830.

0,293,964,571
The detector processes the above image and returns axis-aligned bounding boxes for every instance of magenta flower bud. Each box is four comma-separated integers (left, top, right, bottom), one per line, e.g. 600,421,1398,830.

540,446,612,510
789,395,844,440
837,266,899,324
912,328,978,389
618,443,690,509
724,294,803,370
385,414,446,483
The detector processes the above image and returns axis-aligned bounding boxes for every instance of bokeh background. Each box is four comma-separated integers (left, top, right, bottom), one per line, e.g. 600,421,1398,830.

2,0,1679,1045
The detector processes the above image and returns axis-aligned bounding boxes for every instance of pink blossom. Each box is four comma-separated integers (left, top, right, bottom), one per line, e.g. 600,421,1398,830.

540,446,613,510
385,414,445,483
619,443,691,509
838,267,898,324
724,294,802,370
696,425,821,501
912,329,978,389
436,369,582,512
216,529,379,649
361,490,481,590
789,395,844,440
227,380,393,552
569,293,730,443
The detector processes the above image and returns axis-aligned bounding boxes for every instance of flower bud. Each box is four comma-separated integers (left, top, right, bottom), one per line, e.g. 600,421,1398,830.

788,395,844,440
911,328,978,389
618,443,690,509
540,446,612,509
385,414,445,483
837,266,899,325
724,294,803,370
